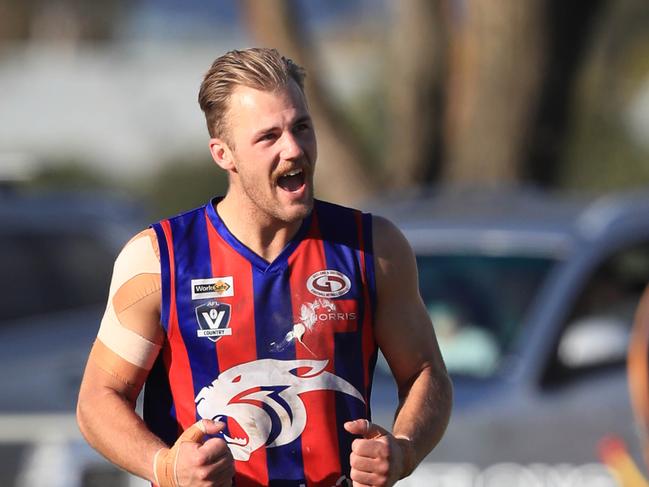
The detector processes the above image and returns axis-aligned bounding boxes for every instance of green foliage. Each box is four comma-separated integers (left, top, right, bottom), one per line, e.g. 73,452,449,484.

23,156,228,221
560,14,649,193
139,156,229,220
561,112,649,191
28,161,113,191
342,85,386,171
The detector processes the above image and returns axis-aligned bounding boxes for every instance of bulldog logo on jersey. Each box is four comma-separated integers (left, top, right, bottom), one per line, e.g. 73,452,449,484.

195,359,365,461
195,301,232,341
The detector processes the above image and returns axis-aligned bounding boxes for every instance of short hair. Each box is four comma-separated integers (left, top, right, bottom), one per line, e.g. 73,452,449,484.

198,47,306,139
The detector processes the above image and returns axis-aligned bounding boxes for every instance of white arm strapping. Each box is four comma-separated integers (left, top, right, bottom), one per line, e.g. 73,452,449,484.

97,233,162,370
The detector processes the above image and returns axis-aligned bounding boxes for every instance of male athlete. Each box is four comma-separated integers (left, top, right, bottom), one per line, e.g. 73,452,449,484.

77,48,452,487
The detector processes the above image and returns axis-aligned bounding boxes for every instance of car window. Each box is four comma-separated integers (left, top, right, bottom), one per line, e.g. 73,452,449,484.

0,229,115,322
417,254,557,377
542,243,649,387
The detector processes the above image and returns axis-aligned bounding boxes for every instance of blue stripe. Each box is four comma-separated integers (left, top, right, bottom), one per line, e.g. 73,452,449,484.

361,211,378,418
143,354,177,446
268,481,308,487
253,267,306,482
362,212,377,320
167,206,221,423
145,222,176,443
315,202,368,476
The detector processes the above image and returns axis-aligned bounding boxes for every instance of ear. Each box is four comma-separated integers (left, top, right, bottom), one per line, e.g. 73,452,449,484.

209,137,236,171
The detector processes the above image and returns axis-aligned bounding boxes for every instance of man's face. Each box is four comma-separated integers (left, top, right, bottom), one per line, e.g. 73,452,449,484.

220,80,317,224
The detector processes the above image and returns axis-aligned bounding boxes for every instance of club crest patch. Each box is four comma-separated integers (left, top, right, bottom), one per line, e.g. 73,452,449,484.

306,270,351,298
195,301,232,341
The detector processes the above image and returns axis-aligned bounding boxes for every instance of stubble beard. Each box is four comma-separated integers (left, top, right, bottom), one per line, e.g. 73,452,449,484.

236,165,314,226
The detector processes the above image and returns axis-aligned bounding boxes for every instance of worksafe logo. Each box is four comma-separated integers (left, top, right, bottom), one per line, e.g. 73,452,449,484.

191,277,234,300
195,301,232,342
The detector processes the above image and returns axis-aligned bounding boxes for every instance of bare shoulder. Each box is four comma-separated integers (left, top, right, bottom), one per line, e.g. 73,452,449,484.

371,214,424,333
372,215,409,252
371,215,443,385
122,228,160,262
372,215,417,284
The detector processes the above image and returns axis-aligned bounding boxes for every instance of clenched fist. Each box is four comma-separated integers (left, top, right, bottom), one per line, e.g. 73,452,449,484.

344,419,414,487
154,419,234,487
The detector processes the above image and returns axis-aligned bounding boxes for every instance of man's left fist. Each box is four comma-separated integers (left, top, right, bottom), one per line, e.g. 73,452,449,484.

344,419,412,487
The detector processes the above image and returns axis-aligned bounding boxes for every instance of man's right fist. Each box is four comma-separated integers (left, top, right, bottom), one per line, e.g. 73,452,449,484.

154,419,234,487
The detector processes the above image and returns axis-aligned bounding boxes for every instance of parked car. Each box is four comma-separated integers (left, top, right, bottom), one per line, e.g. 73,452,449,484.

0,188,148,486
367,186,649,485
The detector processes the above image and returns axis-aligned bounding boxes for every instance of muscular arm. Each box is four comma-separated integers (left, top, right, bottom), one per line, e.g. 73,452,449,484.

77,229,166,481
374,216,452,471
78,230,234,486
345,216,452,485
78,354,166,480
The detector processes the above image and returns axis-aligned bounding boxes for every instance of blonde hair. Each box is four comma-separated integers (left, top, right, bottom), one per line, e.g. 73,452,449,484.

198,47,306,139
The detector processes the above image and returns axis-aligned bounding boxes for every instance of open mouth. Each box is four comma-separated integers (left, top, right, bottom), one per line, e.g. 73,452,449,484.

277,169,305,192
214,415,249,447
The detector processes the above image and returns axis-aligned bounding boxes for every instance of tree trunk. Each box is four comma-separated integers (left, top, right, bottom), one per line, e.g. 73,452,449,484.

443,0,546,185
240,0,377,205
384,0,448,189
0,0,126,43
523,0,606,185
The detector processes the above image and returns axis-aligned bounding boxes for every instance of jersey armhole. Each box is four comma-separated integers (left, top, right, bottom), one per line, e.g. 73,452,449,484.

151,222,171,332
362,211,377,317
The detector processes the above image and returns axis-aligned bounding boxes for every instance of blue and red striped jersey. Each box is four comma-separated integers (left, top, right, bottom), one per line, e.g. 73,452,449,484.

147,198,378,487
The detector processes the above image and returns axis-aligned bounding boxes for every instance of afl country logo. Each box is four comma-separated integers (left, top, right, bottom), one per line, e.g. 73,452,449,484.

307,270,351,298
195,301,232,342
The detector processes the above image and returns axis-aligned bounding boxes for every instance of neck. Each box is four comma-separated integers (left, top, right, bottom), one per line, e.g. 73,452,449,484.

216,193,305,262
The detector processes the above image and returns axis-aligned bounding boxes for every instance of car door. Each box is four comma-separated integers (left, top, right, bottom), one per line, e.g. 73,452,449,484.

531,242,649,466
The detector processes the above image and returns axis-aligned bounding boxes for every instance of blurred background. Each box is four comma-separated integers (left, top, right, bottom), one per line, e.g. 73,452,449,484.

1,0,649,485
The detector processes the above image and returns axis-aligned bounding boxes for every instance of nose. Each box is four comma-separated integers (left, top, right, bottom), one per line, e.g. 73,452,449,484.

280,132,304,160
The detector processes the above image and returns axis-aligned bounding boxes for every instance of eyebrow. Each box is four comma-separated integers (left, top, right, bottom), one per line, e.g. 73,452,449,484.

251,114,312,140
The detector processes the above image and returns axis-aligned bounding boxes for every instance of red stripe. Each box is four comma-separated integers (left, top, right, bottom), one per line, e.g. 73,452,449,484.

288,215,342,486
160,220,196,432
356,212,376,415
205,211,267,487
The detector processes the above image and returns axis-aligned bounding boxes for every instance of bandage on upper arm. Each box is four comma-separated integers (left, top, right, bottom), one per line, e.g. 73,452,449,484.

91,229,164,387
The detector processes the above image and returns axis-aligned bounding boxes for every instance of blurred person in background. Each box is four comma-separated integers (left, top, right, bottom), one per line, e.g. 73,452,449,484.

628,285,649,470
597,284,649,487
76,47,452,487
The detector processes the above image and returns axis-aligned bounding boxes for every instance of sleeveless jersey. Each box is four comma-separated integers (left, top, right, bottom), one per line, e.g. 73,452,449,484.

147,198,378,487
